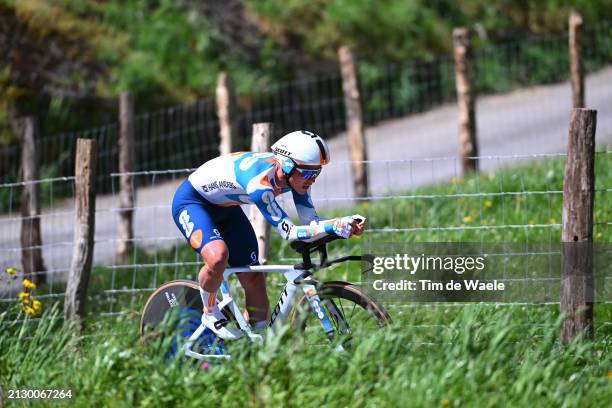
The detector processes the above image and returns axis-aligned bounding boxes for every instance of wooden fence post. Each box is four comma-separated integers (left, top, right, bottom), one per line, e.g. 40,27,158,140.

338,45,369,199
216,71,237,155
249,123,272,264
569,9,585,108
65,138,97,326
19,116,47,284
117,92,135,264
560,108,596,343
453,28,479,174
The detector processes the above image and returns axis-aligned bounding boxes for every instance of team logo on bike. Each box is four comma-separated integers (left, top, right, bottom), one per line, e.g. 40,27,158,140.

190,229,203,250
214,318,229,330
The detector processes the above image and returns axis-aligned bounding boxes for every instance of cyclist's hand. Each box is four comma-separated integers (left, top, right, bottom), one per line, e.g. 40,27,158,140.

350,214,367,236
332,216,354,239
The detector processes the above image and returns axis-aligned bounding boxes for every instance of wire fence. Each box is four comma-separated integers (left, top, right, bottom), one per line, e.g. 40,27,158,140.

1,152,610,333
1,22,612,194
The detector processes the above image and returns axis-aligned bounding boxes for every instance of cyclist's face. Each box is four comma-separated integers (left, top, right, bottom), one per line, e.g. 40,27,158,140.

289,166,320,194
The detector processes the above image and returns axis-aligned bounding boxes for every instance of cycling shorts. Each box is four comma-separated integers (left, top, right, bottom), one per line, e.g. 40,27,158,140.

171,179,258,267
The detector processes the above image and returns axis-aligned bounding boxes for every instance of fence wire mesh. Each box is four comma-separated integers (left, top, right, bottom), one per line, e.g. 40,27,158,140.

1,152,609,334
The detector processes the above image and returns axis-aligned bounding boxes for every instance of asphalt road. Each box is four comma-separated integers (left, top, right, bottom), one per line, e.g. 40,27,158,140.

1,67,611,293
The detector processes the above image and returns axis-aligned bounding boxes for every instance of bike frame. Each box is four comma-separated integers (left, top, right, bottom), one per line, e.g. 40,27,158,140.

183,263,346,361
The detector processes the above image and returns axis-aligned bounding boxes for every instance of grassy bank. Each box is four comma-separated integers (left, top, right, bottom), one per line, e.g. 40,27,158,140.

1,154,611,407
1,303,610,407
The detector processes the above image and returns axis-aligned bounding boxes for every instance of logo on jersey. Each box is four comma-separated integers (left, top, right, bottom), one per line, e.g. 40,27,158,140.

250,251,257,264
190,229,203,250
179,210,194,237
201,180,237,193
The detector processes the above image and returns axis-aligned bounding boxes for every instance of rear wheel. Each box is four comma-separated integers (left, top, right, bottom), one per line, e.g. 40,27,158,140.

291,281,391,347
140,280,226,358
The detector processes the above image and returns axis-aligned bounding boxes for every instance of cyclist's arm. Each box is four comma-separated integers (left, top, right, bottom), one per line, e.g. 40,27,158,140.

250,188,334,241
292,188,323,224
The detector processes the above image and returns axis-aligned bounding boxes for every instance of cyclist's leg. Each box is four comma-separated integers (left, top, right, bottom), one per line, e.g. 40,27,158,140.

171,181,241,339
198,240,228,310
219,206,269,325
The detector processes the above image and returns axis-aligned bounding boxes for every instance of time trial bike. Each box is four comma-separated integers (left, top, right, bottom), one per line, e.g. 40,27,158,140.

140,234,391,360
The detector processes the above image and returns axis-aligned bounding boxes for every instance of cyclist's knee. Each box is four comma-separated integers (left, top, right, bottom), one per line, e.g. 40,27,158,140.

201,241,229,273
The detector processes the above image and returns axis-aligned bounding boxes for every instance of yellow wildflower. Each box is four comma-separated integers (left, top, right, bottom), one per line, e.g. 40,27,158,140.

484,200,493,209
608,370,612,380
463,215,473,223
32,299,43,313
5,267,17,276
23,279,36,290
549,218,556,224
18,292,30,300
441,399,450,406
23,305,37,317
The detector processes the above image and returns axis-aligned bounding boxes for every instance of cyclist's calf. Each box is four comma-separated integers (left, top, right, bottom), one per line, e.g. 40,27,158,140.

237,272,269,323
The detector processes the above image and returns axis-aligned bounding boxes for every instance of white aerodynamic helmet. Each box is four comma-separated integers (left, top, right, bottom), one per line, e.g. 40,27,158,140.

271,130,331,170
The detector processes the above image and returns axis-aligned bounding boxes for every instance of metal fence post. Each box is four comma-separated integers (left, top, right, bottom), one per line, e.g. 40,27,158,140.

560,108,596,342
453,27,479,174
65,138,97,326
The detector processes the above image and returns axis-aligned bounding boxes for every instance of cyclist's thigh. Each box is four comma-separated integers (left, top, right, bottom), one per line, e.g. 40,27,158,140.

218,206,259,267
172,186,224,254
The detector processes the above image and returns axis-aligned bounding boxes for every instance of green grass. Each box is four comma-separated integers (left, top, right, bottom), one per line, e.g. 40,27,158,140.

1,154,611,407
0,304,610,407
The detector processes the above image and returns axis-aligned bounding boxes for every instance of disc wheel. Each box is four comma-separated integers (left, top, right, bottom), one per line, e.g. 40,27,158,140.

140,280,225,358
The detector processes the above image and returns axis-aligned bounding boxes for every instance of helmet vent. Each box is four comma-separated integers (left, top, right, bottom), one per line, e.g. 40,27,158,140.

315,140,327,162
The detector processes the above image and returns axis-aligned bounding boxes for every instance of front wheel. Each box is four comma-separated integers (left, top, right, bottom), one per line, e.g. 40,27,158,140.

290,281,391,346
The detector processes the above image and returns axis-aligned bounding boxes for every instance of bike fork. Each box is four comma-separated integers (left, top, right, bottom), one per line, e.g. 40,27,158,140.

301,283,337,338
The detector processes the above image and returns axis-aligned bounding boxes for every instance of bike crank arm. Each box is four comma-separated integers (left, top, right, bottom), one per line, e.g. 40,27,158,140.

219,295,263,343
183,324,231,360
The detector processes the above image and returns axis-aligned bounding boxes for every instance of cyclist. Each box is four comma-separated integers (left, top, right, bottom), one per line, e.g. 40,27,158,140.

171,130,366,339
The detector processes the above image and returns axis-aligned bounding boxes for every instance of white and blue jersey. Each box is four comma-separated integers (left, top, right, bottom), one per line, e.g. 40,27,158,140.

172,152,330,265
188,151,321,234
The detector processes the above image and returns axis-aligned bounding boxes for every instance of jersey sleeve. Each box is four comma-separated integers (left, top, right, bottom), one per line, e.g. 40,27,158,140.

292,188,320,224
250,188,336,241
249,187,295,238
